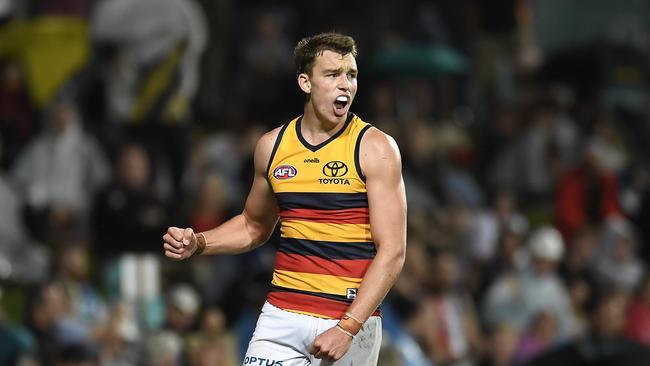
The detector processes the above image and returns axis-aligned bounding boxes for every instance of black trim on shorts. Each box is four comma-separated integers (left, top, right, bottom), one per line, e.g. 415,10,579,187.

265,122,290,178
354,124,373,182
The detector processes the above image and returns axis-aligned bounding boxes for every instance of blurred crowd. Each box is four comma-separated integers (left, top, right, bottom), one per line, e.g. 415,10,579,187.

1,0,650,365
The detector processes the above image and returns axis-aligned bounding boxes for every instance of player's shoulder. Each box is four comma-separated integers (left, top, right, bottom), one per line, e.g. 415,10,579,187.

359,125,400,158
255,125,286,155
257,125,285,150
253,124,290,169
358,124,402,180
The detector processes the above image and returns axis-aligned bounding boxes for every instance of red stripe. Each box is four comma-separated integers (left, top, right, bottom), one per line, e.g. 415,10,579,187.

275,252,371,278
280,208,369,224
267,291,381,319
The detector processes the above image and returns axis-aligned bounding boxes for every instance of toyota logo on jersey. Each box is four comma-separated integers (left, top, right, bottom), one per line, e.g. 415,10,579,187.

273,165,297,180
323,161,348,177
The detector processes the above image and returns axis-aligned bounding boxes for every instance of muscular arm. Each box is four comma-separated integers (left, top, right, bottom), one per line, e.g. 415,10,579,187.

310,128,407,360
163,128,280,259
347,128,407,320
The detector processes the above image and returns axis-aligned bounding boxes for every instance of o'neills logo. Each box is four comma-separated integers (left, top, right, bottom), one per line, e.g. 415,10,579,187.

273,165,297,180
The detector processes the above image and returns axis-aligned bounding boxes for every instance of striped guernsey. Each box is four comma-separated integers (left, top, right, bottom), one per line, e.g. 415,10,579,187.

265,113,379,319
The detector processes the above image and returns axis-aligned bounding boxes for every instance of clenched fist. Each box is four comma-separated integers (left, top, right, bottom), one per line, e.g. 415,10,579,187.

163,227,197,260
308,325,353,361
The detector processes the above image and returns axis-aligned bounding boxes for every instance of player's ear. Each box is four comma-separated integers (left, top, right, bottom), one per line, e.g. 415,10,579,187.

298,73,311,94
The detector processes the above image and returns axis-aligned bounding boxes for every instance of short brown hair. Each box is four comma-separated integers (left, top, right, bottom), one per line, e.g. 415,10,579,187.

293,33,357,76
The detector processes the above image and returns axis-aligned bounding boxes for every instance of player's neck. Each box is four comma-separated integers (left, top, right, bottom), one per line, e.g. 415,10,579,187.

300,106,347,145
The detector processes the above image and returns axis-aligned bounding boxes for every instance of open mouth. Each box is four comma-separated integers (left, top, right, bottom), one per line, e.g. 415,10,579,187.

333,95,350,116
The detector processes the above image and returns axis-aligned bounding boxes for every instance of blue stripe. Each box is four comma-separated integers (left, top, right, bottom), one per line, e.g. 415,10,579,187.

276,192,368,210
277,237,376,260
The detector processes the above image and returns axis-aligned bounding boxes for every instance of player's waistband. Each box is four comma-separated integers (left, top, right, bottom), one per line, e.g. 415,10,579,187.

267,285,381,319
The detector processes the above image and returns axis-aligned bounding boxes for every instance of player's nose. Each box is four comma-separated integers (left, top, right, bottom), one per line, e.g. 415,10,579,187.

337,75,352,91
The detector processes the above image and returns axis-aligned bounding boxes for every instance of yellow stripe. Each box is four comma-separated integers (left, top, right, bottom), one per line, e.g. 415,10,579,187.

272,269,362,295
281,220,371,242
284,309,334,319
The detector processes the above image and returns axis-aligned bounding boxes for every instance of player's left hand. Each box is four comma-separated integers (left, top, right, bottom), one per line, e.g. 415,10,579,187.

308,326,353,361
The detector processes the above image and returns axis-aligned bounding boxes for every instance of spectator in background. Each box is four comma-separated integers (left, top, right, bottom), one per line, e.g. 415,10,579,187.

482,226,579,340
54,342,97,366
478,323,519,366
180,129,254,210
93,142,168,256
559,226,599,285
92,141,169,333
588,118,629,176
0,157,50,284
53,243,109,344
0,296,37,366
24,282,68,365
465,189,528,295
187,307,238,366
185,172,241,306
554,137,623,241
592,219,644,293
519,100,578,202
469,189,528,264
624,274,650,346
94,302,141,365
142,283,201,365
0,58,34,169
623,167,650,264
477,224,528,303
512,311,557,365
187,173,230,233
238,10,295,124
412,247,484,365
565,276,593,339
527,291,650,366
164,283,201,337
481,108,523,193
144,330,184,366
11,97,110,241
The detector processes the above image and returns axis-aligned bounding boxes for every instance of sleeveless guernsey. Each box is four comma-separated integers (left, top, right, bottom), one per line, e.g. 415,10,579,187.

265,113,377,319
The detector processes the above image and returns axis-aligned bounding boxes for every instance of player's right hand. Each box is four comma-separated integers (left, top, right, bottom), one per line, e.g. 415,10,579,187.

163,227,197,260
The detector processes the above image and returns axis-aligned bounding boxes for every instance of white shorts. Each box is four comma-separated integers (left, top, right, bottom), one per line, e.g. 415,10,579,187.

244,301,382,366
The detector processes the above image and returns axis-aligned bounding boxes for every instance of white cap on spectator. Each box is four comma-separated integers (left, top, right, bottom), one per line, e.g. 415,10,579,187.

528,226,564,261
167,283,200,315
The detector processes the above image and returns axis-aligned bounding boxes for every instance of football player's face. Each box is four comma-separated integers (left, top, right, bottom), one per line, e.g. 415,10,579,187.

299,50,358,123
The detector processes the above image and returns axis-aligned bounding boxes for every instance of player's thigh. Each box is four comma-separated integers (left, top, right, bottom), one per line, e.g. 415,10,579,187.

244,302,314,366
244,340,309,366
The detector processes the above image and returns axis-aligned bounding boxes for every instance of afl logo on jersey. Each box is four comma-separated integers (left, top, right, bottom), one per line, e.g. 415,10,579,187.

273,165,297,180
323,161,348,177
